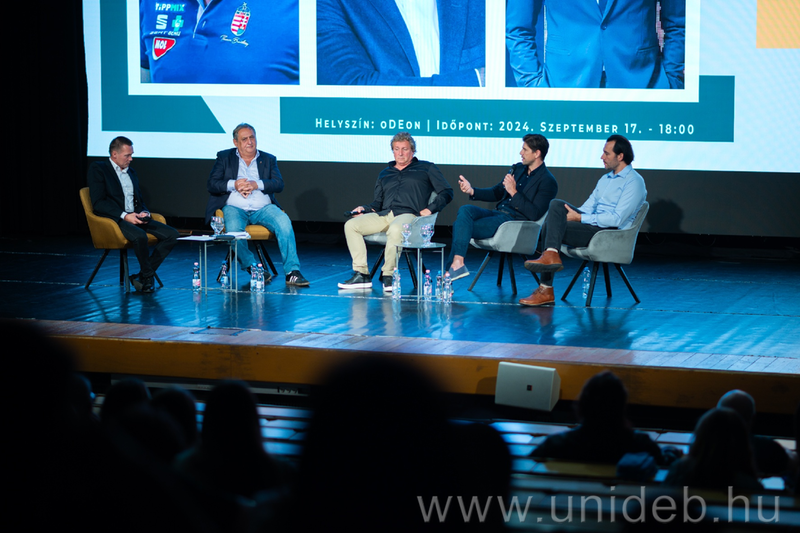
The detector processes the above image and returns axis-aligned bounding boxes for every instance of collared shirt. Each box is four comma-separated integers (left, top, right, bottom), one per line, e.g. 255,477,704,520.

578,165,647,229
109,157,135,217
225,150,272,212
365,157,454,216
496,166,534,215
395,0,440,77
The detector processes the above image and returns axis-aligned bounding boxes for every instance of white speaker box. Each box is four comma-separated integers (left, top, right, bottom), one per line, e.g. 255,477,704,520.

494,362,561,411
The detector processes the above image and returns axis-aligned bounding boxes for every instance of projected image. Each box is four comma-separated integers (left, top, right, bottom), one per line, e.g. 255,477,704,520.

139,0,299,84
506,0,685,89
316,0,486,86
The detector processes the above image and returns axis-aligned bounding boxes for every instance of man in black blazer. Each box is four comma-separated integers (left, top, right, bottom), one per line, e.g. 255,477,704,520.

87,136,179,292
447,134,557,280
205,123,308,286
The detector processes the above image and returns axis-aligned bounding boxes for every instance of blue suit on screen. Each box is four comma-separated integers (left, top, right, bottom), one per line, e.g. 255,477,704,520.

506,0,685,89
317,0,485,86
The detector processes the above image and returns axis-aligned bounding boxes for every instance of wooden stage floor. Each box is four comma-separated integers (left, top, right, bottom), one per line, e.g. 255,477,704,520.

1,235,798,415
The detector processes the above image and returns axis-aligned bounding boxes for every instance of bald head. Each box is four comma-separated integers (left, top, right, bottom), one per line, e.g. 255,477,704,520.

717,389,755,428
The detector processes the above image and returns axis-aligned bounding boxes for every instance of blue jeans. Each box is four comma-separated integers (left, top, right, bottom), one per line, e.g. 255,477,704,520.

222,204,300,273
448,205,513,266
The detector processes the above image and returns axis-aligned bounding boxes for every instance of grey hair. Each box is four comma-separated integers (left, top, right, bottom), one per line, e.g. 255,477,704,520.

390,132,416,152
233,123,256,141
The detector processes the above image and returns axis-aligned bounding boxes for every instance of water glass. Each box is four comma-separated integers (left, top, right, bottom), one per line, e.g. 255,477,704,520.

211,216,224,235
401,223,412,246
421,224,434,245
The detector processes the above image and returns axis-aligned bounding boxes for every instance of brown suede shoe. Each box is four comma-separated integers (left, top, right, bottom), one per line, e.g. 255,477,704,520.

523,250,563,273
519,286,555,307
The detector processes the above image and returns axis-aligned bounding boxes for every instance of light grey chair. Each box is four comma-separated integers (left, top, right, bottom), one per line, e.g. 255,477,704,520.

363,192,439,289
467,213,547,294
560,201,649,306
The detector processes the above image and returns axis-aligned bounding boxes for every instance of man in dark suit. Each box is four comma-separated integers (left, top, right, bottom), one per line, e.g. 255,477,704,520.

87,136,179,293
205,123,308,286
447,134,557,281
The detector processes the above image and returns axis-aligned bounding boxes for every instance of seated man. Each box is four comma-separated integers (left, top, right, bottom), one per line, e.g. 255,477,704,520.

339,132,453,292
521,134,646,306
531,371,665,465
717,389,792,477
88,136,179,293
447,133,557,280
205,123,308,286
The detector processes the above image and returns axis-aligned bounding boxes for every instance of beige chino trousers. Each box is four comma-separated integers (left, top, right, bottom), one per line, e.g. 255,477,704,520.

344,211,418,276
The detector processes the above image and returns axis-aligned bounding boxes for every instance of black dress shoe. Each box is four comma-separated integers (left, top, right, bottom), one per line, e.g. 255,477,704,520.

141,276,155,293
129,274,144,292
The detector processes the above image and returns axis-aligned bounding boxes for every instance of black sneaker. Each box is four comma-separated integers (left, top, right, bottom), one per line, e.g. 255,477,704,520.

381,275,393,293
286,270,310,286
338,272,372,289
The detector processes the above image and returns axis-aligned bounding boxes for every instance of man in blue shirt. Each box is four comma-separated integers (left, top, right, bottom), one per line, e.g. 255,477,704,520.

520,135,646,306
206,123,308,286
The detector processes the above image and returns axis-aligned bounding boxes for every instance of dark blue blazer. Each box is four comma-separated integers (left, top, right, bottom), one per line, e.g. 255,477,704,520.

507,0,685,88
205,149,284,223
87,160,148,220
317,0,485,86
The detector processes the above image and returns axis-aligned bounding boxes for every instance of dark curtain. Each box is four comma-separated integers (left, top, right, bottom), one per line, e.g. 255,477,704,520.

4,2,88,237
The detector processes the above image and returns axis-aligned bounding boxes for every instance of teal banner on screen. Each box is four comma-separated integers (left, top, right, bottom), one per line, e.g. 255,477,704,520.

281,76,733,142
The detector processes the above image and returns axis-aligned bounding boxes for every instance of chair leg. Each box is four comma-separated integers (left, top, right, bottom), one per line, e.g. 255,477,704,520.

121,250,131,292
404,251,418,290
602,263,612,297
85,249,111,289
614,264,641,303
468,252,492,292
561,260,589,300
507,254,518,295
154,272,163,288
496,253,506,286
255,242,278,275
369,249,385,280
522,255,540,284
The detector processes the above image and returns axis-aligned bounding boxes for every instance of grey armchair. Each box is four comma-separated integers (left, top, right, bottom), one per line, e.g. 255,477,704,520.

560,201,649,306
467,213,546,294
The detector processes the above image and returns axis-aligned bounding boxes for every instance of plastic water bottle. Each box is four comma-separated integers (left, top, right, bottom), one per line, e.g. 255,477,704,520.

192,262,201,292
392,268,402,300
256,263,265,292
582,267,591,298
435,271,443,301
423,269,433,301
250,263,259,292
443,272,452,303
219,261,229,290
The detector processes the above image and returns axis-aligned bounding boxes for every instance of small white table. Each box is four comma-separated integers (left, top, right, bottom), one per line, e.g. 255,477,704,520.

396,242,446,298
179,234,249,290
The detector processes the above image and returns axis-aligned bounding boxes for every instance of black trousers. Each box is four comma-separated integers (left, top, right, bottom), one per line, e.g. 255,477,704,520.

117,219,179,279
539,199,607,285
